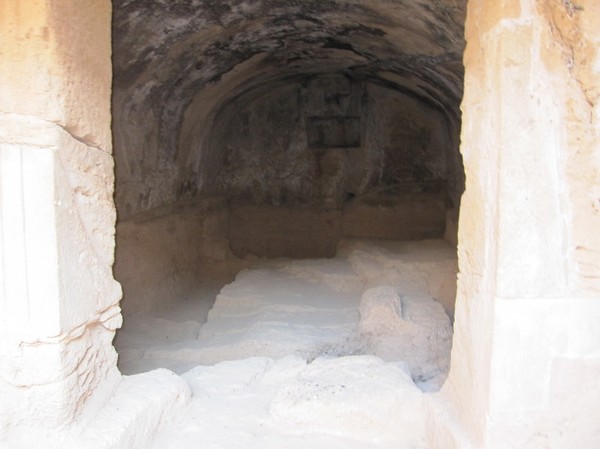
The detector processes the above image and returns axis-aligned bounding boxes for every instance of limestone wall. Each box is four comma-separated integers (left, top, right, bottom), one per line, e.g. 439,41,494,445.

205,76,456,206
115,199,242,316
0,0,121,443
114,193,448,315
431,1,600,448
3,1,599,448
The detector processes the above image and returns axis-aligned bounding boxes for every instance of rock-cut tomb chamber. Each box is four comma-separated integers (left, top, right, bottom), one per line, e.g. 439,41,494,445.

1,0,600,448
111,0,466,382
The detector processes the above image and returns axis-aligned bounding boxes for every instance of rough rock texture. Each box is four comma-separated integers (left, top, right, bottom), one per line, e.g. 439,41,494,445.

111,0,467,322
208,76,454,208
4,1,600,449
114,198,244,316
269,356,424,445
115,239,456,392
430,2,600,449
0,2,122,441
112,0,466,220
148,356,426,449
111,0,468,326
358,286,403,334
1,2,191,448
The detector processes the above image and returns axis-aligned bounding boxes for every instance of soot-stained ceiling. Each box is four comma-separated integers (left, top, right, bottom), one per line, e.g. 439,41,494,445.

112,0,467,218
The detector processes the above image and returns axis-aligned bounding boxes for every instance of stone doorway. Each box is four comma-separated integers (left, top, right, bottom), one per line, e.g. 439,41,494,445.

1,1,599,448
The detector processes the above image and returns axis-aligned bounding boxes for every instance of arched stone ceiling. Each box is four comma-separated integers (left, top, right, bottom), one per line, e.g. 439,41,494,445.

112,0,467,218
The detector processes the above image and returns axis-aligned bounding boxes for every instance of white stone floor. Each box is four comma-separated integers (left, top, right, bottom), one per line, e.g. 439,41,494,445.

114,239,457,449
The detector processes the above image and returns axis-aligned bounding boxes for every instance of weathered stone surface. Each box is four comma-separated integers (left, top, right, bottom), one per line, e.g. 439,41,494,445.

432,3,600,449
358,286,404,335
111,0,466,218
342,193,446,241
228,204,341,258
0,114,122,443
114,198,241,316
4,1,599,449
0,0,113,151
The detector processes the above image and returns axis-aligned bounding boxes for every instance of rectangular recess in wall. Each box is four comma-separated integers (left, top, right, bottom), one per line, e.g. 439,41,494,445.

307,116,361,148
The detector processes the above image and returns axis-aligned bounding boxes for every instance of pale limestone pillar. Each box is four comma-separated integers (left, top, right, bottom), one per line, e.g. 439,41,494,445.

0,0,122,440
431,1,600,448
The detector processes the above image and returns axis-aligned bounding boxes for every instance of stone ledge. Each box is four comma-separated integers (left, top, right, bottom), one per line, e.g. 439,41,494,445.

65,368,191,449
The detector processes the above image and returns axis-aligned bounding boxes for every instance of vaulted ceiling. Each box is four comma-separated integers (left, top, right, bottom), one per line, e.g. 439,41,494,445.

112,0,467,218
